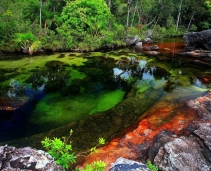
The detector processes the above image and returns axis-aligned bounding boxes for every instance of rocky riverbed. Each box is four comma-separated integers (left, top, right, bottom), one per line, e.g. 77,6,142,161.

77,90,211,171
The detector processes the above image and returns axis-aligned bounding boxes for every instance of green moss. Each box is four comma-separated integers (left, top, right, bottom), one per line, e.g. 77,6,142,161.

0,53,86,72
86,52,105,57
69,69,86,80
29,93,97,127
29,90,125,129
89,90,125,115
0,53,87,86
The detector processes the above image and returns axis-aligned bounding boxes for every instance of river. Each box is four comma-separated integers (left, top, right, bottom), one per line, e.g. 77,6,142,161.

0,38,210,160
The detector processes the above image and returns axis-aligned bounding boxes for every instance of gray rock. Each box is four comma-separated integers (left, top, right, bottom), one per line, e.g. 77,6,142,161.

183,29,211,50
154,136,211,171
109,157,151,171
0,145,64,171
148,130,176,161
149,45,159,51
126,35,141,46
194,121,211,151
143,38,153,44
135,42,143,50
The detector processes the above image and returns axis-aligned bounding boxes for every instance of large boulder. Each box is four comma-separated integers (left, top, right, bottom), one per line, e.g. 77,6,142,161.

154,136,211,171
0,145,64,171
183,29,211,50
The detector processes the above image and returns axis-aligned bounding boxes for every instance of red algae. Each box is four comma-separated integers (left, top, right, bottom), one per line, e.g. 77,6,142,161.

77,101,199,171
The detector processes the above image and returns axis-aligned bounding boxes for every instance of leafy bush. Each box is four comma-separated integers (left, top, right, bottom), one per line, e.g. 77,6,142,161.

13,32,37,52
56,0,123,50
41,129,106,169
126,27,140,37
79,160,106,171
151,25,166,41
40,30,62,51
41,130,76,169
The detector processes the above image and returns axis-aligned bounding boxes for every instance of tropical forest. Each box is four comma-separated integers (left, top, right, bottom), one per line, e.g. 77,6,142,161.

1,0,211,52
1,0,211,171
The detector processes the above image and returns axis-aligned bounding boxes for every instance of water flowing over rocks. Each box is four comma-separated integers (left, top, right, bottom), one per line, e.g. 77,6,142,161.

0,145,64,171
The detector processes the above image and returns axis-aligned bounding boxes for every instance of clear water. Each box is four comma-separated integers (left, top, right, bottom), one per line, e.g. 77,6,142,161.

0,38,210,149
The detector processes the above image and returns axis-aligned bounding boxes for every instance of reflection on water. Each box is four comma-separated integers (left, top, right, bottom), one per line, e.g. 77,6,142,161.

139,60,147,70
0,39,210,146
194,78,206,89
113,68,130,79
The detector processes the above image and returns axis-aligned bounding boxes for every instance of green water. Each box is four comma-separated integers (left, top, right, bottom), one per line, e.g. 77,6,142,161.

0,42,210,149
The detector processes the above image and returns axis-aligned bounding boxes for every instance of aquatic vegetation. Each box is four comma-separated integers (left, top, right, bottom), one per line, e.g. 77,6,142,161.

89,90,125,115
136,80,150,92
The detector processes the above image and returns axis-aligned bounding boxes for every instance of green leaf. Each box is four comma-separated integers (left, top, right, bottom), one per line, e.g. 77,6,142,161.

99,138,105,145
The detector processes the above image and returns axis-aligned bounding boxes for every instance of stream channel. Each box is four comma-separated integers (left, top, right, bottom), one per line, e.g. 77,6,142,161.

0,38,210,154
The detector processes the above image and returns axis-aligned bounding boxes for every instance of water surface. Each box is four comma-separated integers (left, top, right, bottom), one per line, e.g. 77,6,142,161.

0,38,210,149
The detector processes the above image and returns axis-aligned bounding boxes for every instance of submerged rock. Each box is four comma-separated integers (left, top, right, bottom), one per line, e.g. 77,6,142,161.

0,145,64,171
144,51,161,56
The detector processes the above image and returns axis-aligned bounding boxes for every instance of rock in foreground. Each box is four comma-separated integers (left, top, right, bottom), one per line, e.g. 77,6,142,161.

154,136,211,171
109,157,151,171
0,145,64,171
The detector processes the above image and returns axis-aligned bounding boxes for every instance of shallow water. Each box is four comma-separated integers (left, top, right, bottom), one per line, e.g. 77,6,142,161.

0,38,210,149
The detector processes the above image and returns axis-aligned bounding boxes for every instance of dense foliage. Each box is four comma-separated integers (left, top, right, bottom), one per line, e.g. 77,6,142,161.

0,0,211,52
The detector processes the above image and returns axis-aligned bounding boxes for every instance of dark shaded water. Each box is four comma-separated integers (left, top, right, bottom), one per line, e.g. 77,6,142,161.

0,38,210,148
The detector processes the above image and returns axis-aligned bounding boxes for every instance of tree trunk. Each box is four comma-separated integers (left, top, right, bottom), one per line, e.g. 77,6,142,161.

131,1,138,27
40,0,42,33
187,11,195,31
107,0,111,10
176,0,183,32
127,0,133,27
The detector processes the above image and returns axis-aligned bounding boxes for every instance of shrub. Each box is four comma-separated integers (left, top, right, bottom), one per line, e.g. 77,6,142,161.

41,129,106,170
